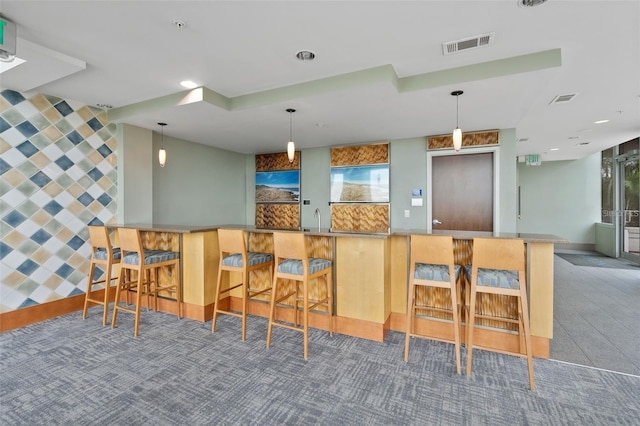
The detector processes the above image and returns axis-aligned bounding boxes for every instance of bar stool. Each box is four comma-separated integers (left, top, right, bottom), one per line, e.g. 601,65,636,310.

466,237,535,390
266,231,333,359
83,225,121,325
111,228,181,336
211,228,274,340
404,234,462,374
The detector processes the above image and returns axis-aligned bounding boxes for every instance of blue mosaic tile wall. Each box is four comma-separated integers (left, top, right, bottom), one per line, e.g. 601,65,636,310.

0,89,118,313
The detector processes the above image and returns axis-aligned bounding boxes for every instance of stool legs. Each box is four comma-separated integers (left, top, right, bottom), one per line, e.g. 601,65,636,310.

466,285,535,390
211,264,224,334
404,279,461,374
266,274,333,360
82,260,115,326
242,269,249,341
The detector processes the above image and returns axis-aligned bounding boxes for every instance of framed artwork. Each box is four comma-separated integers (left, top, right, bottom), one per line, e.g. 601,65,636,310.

255,170,300,203
330,164,389,203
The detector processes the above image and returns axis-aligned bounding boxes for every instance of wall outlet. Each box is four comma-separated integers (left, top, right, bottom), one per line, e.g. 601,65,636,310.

404,209,410,218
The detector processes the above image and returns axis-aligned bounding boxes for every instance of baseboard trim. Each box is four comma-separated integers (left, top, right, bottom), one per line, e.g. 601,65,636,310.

555,242,596,252
1,293,91,332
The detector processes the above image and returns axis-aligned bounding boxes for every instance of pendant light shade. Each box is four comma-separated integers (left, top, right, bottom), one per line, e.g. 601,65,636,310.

286,108,296,163
452,128,462,151
158,122,167,167
287,141,295,163
451,90,463,152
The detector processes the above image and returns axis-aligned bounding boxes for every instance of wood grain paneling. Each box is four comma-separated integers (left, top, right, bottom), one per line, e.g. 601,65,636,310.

255,203,300,229
330,143,389,167
331,203,389,233
427,130,499,150
255,152,300,171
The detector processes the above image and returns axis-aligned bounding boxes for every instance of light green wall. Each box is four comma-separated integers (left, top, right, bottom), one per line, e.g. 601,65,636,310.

141,127,596,237
300,148,332,229
498,129,518,233
595,223,616,256
151,132,247,226
117,124,153,223
390,138,429,229
517,152,601,244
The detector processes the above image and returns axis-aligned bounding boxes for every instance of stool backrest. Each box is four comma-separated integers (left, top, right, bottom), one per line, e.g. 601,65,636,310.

273,232,306,262
117,228,144,265
88,225,111,251
218,229,247,257
472,237,525,271
410,235,454,266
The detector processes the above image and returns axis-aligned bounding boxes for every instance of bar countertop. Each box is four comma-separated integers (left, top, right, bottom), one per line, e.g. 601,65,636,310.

113,223,220,234
114,223,568,243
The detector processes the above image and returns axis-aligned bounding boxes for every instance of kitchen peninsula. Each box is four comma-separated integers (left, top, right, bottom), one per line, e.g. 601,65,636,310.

122,224,566,359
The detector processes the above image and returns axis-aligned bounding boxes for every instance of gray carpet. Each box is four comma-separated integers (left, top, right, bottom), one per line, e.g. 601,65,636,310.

1,310,639,425
555,253,640,270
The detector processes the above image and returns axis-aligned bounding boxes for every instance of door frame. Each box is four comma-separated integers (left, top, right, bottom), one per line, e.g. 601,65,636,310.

426,145,501,232
616,150,640,262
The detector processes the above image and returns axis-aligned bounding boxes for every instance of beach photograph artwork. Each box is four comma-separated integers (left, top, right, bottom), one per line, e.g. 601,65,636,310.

255,170,300,202
331,165,389,202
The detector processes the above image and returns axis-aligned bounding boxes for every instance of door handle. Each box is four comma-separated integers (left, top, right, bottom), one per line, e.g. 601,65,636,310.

432,219,442,225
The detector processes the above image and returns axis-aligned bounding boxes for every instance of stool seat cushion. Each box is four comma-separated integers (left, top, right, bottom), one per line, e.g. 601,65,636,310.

465,265,520,289
414,263,460,282
94,248,121,260
222,252,273,267
123,249,180,265
277,258,331,275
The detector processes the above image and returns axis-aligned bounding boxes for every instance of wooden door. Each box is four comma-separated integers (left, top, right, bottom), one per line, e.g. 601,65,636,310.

432,152,493,231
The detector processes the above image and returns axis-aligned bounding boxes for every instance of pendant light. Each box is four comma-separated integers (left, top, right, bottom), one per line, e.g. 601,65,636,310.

158,122,167,167
451,90,463,152
286,108,296,163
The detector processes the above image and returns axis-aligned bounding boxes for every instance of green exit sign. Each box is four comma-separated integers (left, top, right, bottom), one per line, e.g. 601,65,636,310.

525,154,541,166
0,16,17,59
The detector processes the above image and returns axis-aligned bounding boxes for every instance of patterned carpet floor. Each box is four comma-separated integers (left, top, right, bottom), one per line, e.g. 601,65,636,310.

1,309,639,425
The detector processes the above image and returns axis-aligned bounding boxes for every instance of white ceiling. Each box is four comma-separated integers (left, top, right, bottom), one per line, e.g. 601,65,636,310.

2,0,639,161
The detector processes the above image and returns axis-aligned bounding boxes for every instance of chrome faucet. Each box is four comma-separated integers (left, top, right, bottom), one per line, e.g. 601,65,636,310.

314,208,321,231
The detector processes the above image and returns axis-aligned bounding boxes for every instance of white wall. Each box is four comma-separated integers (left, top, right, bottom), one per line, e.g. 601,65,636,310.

517,152,601,244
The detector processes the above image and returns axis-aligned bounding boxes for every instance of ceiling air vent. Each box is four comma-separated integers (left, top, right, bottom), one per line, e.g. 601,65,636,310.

519,0,549,7
442,33,495,55
549,93,578,105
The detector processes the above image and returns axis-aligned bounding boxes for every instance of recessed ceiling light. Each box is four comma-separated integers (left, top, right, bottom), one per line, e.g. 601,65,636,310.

180,80,198,89
549,148,559,151
517,138,529,142
594,119,609,124
295,50,316,61
568,136,580,140
578,142,591,146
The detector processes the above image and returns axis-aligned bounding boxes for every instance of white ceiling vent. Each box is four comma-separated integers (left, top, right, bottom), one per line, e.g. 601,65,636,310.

549,93,578,105
442,33,495,55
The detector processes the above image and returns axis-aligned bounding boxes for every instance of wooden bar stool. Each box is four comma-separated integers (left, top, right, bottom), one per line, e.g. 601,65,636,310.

404,234,462,374
111,228,181,336
211,228,274,340
83,225,121,325
266,232,333,359
466,237,535,390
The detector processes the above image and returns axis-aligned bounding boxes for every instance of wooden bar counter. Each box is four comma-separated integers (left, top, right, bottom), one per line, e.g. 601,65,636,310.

117,224,565,359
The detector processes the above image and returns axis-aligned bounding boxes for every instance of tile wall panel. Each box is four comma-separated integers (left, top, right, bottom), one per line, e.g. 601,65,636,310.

0,89,117,313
